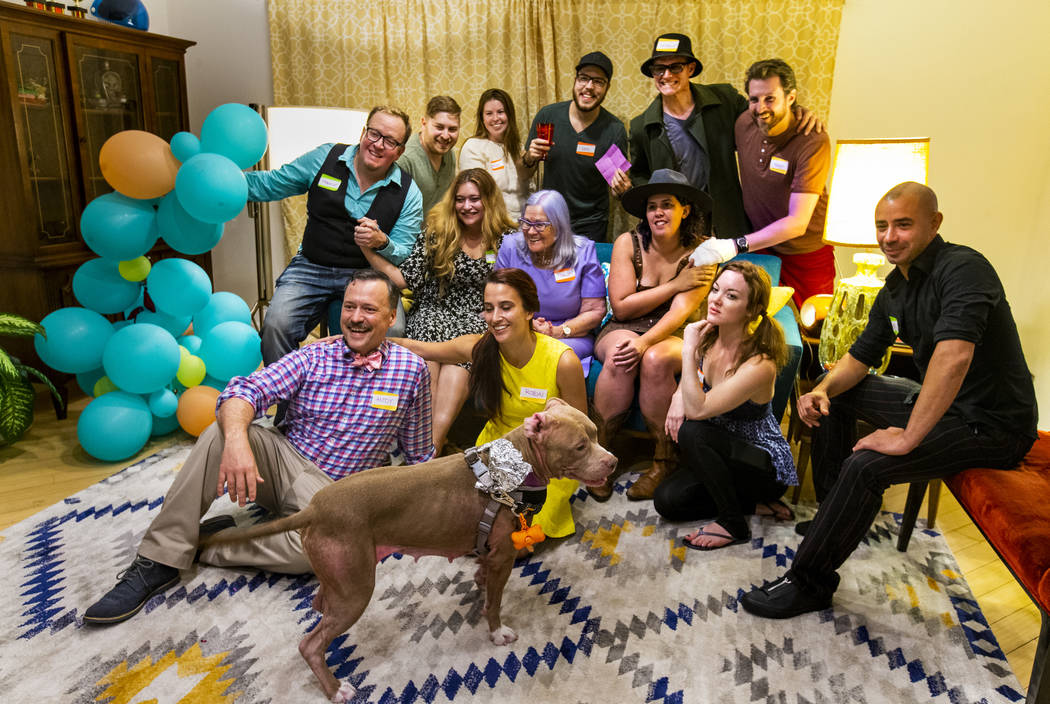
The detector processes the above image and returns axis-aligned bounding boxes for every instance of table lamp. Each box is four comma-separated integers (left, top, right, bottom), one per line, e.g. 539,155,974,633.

818,138,930,371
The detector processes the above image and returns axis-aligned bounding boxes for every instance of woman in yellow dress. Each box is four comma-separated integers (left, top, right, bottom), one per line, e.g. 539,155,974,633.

393,268,587,538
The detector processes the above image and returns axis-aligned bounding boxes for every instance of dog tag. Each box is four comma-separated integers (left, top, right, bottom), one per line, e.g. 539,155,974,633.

519,386,548,402
769,156,789,174
370,390,399,411
553,267,576,283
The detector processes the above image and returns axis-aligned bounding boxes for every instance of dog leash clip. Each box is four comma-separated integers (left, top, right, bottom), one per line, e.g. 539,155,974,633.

511,511,545,552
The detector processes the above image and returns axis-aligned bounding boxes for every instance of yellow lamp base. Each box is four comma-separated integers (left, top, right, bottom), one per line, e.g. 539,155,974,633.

818,253,891,373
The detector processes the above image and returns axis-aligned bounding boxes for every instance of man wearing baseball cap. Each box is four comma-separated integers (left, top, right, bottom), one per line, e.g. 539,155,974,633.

523,51,629,242
629,33,821,239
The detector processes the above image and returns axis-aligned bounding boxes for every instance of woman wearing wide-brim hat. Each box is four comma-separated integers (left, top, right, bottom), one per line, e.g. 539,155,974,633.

590,169,717,502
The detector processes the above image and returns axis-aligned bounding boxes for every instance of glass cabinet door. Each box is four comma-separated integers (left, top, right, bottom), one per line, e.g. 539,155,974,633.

10,32,77,244
69,40,145,201
149,55,184,142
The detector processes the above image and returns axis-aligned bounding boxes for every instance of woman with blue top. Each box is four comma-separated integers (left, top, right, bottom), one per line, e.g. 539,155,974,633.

656,260,798,550
495,190,607,368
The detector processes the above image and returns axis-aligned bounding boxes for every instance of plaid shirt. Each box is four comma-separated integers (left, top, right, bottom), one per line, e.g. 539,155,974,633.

217,339,434,479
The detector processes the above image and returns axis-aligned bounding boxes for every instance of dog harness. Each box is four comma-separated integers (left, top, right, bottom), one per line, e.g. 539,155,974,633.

464,439,547,556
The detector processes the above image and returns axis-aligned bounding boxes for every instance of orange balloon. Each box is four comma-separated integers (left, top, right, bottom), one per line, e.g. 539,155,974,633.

99,130,181,199
176,384,221,437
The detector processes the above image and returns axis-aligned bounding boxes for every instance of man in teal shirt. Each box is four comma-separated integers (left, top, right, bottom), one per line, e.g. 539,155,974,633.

247,106,423,366
396,95,461,215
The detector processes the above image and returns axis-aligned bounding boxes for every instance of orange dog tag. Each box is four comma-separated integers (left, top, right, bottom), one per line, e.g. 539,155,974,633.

511,512,546,552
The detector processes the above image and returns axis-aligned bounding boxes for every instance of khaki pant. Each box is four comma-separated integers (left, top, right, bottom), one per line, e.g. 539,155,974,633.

138,423,332,572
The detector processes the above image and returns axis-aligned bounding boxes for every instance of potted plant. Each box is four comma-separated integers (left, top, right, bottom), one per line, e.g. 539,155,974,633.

1,313,63,445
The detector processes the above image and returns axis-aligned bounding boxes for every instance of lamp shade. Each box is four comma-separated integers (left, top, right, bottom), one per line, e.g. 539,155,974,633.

823,138,930,247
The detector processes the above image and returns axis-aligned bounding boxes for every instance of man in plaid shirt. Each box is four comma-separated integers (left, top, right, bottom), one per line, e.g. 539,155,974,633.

85,270,433,625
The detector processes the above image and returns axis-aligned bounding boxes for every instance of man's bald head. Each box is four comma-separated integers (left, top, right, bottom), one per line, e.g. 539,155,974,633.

879,181,938,215
874,181,944,277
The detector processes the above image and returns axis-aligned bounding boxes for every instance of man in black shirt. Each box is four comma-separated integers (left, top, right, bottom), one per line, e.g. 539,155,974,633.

741,181,1037,619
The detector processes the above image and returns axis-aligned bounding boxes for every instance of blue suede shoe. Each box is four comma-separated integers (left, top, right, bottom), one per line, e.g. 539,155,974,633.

83,556,179,625
740,575,831,619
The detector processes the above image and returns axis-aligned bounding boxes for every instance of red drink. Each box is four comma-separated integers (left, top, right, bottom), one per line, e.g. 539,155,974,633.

536,123,553,160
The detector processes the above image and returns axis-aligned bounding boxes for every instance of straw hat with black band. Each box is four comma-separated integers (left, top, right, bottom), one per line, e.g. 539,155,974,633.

621,168,713,219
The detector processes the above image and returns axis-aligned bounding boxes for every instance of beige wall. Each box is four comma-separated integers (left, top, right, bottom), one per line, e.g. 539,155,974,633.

828,0,1050,428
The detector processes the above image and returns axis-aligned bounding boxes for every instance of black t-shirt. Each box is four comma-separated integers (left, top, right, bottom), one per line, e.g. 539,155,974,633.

850,235,1037,439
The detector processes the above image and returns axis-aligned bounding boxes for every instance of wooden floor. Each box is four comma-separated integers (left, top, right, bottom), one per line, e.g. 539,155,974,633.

0,391,1039,693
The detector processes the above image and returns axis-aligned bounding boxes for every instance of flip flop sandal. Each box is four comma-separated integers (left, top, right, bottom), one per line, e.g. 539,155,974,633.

681,526,749,551
756,500,796,522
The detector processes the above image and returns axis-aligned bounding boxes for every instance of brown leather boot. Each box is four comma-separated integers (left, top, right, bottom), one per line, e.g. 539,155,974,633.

587,409,628,502
626,420,678,501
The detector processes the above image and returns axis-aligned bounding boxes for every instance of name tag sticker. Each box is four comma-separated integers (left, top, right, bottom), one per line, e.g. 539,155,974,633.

490,158,505,171
656,38,680,52
889,315,899,335
485,250,496,264
554,267,576,283
697,367,705,384
520,386,548,402
576,142,596,157
370,390,399,411
769,157,789,174
318,174,341,191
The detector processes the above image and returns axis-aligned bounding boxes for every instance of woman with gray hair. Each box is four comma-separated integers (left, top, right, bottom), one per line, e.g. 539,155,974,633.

495,190,607,366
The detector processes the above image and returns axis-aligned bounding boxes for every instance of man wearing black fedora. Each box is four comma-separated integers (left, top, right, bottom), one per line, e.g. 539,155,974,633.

523,51,629,242
629,33,822,240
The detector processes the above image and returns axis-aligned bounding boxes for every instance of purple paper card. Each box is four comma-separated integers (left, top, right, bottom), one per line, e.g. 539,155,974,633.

595,144,631,186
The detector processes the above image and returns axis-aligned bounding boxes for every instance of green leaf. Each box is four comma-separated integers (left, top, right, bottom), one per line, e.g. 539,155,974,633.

0,376,35,445
0,313,45,339
0,349,16,381
21,365,64,408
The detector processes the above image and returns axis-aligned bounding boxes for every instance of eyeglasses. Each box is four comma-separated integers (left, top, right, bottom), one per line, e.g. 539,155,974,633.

575,74,608,89
518,218,552,232
363,127,404,150
650,62,688,77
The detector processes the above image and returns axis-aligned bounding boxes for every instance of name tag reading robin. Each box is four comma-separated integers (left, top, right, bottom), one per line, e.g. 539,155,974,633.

769,156,789,175
554,267,576,283
490,158,505,171
370,390,399,411
520,386,548,403
318,174,342,191
576,142,596,157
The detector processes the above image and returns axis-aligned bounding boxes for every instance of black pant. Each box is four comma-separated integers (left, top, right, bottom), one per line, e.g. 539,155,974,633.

654,420,786,539
789,374,1033,598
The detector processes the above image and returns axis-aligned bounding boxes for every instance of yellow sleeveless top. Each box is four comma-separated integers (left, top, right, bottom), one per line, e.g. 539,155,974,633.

476,333,579,537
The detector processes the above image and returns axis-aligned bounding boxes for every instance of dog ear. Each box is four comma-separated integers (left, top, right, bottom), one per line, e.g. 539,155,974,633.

523,411,546,439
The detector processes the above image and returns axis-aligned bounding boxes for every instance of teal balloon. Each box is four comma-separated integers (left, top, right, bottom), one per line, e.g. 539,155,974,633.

199,321,261,381
146,257,212,317
170,131,200,163
192,291,252,336
200,103,268,170
156,191,223,255
73,257,142,314
80,191,159,260
76,367,106,396
174,152,247,224
35,307,114,374
77,391,153,461
150,411,181,436
102,322,181,394
136,310,191,337
178,333,202,355
201,374,228,391
148,388,178,417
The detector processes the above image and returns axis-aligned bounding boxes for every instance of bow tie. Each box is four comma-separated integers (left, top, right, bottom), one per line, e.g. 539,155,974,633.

349,349,383,371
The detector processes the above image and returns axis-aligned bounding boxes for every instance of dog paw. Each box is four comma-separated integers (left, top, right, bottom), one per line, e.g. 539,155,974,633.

331,681,357,703
489,625,517,645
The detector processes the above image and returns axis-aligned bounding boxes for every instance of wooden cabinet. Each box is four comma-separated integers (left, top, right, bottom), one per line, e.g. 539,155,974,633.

0,4,203,361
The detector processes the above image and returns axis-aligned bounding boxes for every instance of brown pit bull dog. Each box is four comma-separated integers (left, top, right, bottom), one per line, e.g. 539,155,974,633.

203,397,615,702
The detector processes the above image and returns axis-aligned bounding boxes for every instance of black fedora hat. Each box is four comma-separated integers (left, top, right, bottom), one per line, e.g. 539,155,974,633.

621,169,713,218
640,33,702,78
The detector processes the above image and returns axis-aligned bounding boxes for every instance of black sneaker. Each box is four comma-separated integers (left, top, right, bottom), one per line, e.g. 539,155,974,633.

739,575,831,619
83,556,179,625
794,519,812,536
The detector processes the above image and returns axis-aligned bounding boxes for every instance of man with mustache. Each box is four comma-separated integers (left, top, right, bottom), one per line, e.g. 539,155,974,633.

396,96,462,215
522,51,629,242
248,106,423,367
84,270,434,626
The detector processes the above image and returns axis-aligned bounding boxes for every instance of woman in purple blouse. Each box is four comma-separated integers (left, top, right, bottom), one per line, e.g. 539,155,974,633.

495,190,607,367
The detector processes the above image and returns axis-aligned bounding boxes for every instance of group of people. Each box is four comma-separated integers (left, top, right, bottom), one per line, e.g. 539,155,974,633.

84,32,1036,633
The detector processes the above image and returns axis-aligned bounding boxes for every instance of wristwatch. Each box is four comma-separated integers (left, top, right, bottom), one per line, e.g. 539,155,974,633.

734,235,749,254
561,325,572,338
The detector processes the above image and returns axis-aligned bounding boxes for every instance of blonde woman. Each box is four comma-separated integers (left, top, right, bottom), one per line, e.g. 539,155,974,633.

459,89,531,218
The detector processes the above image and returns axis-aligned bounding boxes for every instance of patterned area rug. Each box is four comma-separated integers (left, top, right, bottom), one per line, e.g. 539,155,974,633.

0,442,1025,703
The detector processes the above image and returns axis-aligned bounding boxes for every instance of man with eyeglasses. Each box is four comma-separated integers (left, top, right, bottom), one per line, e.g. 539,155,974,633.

396,95,461,215
629,33,821,239
522,51,629,242
246,105,423,369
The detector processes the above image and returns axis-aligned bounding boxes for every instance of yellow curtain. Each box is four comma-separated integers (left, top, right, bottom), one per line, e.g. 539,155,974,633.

269,0,844,260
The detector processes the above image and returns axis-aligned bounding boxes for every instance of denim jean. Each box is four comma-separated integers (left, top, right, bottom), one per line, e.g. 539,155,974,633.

262,254,405,365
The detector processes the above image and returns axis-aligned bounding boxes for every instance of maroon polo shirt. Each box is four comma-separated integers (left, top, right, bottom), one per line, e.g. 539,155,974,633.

734,111,830,255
